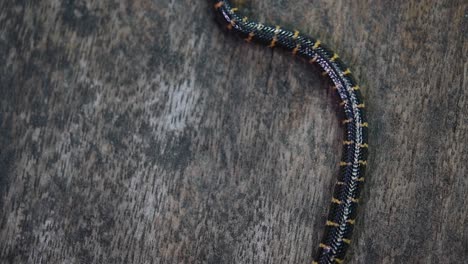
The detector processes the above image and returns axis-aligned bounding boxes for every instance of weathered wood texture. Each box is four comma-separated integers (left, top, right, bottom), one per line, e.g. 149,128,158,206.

0,0,467,263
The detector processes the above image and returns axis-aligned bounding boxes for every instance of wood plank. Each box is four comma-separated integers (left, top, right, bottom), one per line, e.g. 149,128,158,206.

0,0,466,263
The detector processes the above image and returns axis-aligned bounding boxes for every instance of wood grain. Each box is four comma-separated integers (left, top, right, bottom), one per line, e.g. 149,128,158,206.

0,0,467,263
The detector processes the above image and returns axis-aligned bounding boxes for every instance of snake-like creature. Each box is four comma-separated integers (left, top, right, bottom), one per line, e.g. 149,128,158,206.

212,1,369,263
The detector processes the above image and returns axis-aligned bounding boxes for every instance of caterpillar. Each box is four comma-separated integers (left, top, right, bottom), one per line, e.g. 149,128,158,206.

212,1,369,263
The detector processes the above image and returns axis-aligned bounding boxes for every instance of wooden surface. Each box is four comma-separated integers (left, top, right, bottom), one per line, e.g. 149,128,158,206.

1,0,467,263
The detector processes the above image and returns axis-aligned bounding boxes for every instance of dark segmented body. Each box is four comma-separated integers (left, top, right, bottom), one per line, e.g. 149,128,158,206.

212,1,368,263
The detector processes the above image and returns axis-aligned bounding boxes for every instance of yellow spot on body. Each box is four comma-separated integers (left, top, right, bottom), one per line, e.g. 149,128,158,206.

339,100,348,106
357,177,365,182
214,1,224,9
245,32,255,42
342,119,353,124
293,30,300,39
336,181,345,185
321,71,328,76
274,25,281,34
312,262,319,264
231,7,238,12
332,197,342,204
268,38,277,48
309,55,318,63
347,219,356,224
343,68,352,75
340,161,351,166
242,17,248,22
359,160,368,165
335,258,345,263
352,85,360,91
359,143,369,148
292,44,300,55
342,238,351,244
360,122,369,127
350,197,360,203
319,243,331,249
326,220,340,227
227,20,236,30
343,140,354,145
313,40,321,49
357,103,365,108
331,53,339,61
